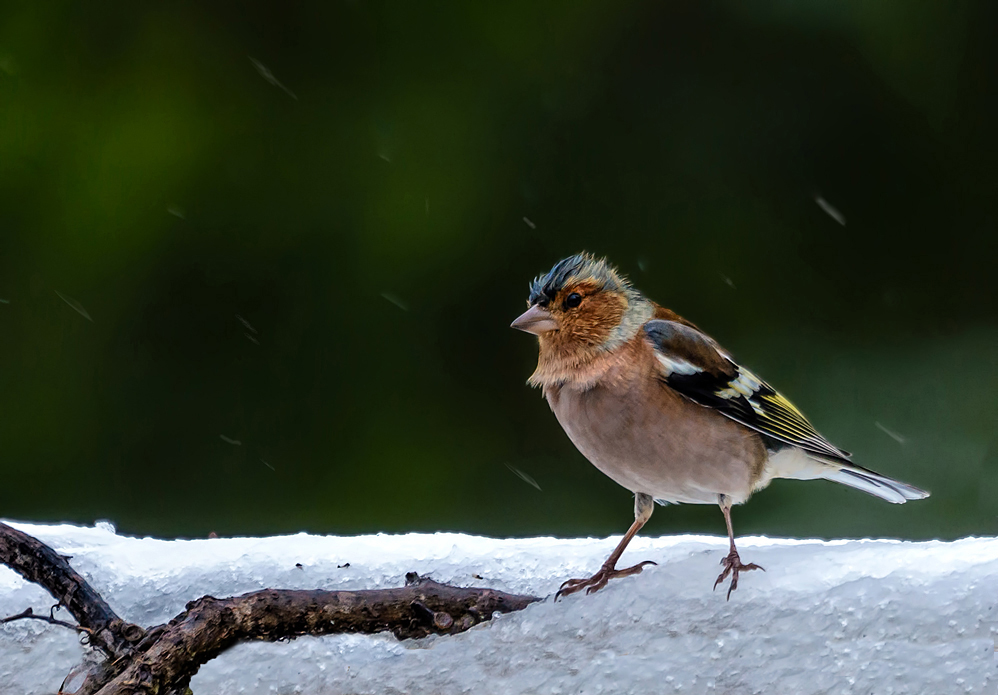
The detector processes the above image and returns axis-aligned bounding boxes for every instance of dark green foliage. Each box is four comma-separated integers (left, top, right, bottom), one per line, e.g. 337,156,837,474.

0,1,995,540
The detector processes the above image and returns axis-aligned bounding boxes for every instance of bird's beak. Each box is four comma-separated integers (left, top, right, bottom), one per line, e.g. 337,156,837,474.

511,304,559,335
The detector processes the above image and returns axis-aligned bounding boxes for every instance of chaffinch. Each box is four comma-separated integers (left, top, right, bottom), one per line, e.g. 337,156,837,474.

512,253,928,599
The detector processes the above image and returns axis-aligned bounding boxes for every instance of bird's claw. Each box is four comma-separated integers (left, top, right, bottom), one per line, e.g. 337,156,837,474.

713,550,763,600
555,560,656,600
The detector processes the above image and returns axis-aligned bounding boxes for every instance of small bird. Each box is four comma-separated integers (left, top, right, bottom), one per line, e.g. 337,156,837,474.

511,253,928,599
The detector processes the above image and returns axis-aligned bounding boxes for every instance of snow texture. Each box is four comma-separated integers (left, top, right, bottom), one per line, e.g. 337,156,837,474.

1,521,995,695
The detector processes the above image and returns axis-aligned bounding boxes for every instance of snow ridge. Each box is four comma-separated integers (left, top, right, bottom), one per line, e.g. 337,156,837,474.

1,522,995,694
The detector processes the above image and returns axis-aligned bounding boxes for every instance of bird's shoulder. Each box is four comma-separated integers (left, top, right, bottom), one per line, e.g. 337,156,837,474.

639,308,850,462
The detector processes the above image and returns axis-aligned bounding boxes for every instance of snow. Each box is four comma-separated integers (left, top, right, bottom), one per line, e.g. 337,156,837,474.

1,521,996,694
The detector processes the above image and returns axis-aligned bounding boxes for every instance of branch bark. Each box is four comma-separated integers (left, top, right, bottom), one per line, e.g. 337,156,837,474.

0,522,541,695
0,521,141,660
94,578,536,695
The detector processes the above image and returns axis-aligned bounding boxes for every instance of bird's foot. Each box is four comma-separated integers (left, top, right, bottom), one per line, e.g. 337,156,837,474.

555,560,656,600
713,549,763,600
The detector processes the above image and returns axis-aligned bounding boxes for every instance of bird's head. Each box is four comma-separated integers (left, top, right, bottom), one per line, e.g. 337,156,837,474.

511,254,652,364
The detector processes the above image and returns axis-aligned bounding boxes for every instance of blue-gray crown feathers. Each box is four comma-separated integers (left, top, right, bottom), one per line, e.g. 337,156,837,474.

528,253,630,305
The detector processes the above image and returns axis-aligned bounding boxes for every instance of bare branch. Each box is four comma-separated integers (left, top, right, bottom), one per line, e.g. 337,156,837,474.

1,523,542,695
0,522,141,660
0,606,91,634
93,575,538,695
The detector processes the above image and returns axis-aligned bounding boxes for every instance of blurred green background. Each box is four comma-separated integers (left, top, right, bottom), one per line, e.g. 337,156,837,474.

1,1,995,541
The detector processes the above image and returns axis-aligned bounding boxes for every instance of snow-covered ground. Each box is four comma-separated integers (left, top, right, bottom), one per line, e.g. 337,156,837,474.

1,521,995,694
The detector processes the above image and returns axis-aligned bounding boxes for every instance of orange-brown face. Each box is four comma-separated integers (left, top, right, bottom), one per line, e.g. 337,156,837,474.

512,279,626,355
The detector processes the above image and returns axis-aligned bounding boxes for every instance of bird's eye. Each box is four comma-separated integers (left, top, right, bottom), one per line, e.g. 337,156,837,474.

564,292,582,310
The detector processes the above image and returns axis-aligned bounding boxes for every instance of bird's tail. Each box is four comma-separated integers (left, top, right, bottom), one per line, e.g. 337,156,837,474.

816,460,929,504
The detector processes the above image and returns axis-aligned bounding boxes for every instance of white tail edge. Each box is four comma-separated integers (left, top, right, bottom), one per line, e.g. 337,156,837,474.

819,464,930,504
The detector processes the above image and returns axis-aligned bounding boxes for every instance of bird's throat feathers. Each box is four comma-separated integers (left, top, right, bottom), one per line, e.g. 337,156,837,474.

529,292,653,390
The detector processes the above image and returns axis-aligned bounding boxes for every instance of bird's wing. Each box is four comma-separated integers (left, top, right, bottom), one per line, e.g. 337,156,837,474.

643,319,851,462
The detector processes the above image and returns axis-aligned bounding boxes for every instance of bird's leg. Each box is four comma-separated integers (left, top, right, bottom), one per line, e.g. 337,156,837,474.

556,492,657,599
713,494,764,600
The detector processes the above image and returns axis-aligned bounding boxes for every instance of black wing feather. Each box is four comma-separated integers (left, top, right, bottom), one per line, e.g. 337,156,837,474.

643,320,851,462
